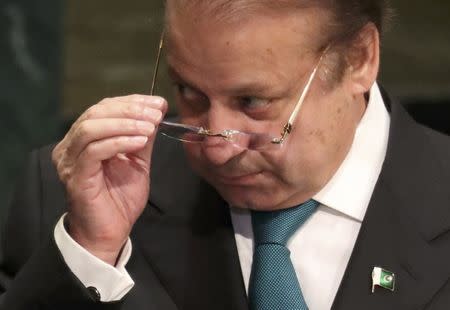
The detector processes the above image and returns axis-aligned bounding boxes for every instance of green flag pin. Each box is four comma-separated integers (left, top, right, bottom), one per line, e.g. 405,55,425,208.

372,267,395,293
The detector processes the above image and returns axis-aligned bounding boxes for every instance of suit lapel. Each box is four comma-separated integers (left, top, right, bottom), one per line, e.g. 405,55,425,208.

123,244,179,310
332,178,449,309
332,94,450,309
130,138,248,310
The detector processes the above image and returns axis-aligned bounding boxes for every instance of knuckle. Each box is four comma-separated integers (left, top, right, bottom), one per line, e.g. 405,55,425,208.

53,144,67,168
131,119,140,130
124,103,140,118
84,143,97,157
120,119,133,131
129,94,142,101
76,121,90,138
111,137,122,149
65,141,77,158
98,97,112,106
67,118,80,133
84,106,97,119
59,166,72,184
54,154,72,184
51,144,61,164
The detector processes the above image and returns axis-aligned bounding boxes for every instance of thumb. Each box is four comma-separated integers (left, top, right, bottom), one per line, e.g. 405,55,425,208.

132,100,168,167
135,129,158,165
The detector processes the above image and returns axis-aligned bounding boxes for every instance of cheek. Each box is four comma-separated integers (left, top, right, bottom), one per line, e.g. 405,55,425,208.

264,121,331,189
178,110,205,127
260,144,308,187
183,143,203,169
291,92,347,157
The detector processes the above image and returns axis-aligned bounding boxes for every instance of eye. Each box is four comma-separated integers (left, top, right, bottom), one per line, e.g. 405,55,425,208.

238,96,270,111
176,84,204,102
173,83,209,114
174,83,208,106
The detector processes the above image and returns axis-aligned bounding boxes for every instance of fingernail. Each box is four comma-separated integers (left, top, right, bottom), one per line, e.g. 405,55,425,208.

154,110,163,122
143,107,154,119
137,121,155,132
129,136,148,144
143,108,162,121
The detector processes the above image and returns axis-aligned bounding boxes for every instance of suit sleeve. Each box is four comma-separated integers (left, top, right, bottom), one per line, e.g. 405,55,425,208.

0,147,125,309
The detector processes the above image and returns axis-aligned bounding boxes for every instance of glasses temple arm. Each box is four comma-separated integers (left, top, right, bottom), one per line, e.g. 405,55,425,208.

277,49,329,143
287,63,320,127
151,32,165,96
273,65,319,144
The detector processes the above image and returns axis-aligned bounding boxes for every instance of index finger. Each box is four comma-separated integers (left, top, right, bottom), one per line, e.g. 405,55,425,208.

79,95,168,123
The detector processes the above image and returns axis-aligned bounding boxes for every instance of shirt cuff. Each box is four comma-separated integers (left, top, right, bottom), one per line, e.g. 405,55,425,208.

54,213,135,302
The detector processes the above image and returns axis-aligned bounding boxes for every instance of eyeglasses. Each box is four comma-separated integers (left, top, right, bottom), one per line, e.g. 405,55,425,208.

151,32,327,151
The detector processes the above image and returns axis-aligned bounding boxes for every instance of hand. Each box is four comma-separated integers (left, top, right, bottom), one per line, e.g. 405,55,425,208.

52,94,167,265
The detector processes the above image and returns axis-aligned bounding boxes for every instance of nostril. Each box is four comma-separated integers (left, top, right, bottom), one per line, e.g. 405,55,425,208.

202,136,227,147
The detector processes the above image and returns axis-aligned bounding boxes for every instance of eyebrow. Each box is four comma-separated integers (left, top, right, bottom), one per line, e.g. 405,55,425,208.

167,64,283,98
224,82,277,97
167,65,207,95
167,65,191,85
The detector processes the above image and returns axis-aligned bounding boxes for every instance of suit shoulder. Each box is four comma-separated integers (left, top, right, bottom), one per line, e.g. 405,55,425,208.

422,125,450,163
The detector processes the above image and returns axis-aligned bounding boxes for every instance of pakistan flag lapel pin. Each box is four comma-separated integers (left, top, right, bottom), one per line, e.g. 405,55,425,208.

372,267,395,293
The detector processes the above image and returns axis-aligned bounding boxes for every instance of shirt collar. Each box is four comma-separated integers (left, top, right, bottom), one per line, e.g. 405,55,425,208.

313,83,391,222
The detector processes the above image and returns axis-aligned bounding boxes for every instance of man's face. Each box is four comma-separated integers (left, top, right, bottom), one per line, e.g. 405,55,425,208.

165,4,366,210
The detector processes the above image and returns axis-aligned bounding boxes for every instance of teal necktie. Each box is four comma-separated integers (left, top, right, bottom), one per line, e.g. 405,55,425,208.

249,200,319,310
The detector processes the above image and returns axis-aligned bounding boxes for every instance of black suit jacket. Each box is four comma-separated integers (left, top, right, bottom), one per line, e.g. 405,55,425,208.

0,91,449,309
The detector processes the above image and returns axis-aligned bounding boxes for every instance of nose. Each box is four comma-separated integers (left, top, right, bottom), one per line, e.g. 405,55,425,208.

201,136,245,166
201,103,246,165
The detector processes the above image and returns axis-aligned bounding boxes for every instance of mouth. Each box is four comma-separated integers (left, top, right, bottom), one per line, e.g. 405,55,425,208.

216,171,263,186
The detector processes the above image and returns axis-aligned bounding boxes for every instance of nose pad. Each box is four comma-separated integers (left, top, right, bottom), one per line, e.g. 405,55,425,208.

201,135,245,166
200,102,246,165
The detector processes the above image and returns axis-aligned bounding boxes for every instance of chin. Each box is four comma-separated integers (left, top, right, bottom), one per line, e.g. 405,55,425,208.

213,183,287,211
212,180,315,211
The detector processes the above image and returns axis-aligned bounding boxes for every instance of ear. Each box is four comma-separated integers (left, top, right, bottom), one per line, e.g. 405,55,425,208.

345,23,380,96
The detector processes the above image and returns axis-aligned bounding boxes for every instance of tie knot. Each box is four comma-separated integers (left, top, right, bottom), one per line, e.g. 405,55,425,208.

251,200,319,246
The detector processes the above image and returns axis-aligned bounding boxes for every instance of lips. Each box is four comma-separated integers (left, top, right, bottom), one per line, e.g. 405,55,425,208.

216,171,262,185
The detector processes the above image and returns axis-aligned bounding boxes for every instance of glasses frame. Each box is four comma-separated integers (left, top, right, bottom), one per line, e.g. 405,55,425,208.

151,31,327,147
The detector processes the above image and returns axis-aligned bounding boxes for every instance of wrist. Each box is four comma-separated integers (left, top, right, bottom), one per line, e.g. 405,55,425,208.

65,215,127,266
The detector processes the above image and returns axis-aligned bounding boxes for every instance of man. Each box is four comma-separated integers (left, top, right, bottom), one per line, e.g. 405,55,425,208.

1,0,449,309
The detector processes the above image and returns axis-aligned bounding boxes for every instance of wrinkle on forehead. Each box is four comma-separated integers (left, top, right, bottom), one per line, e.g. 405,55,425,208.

165,0,333,54
163,0,336,101
164,12,320,98
166,0,331,24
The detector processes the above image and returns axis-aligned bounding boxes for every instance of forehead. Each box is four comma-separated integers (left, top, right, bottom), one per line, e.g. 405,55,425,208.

165,1,329,48
166,0,326,22
162,0,327,96
164,3,329,91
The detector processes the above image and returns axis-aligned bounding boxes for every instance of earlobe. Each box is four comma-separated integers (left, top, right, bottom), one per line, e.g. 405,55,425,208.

347,23,380,95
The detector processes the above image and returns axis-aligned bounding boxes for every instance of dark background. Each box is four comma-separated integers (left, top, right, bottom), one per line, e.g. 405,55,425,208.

0,1,449,218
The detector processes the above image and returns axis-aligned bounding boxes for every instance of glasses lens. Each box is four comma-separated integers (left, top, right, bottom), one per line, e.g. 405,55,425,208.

158,121,281,150
159,121,205,143
230,132,281,151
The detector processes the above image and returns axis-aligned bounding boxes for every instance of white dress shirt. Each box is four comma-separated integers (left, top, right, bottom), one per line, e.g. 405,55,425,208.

54,83,390,307
231,83,390,310
54,215,134,301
